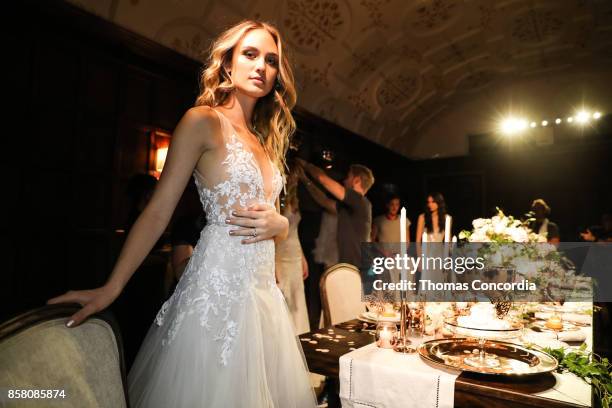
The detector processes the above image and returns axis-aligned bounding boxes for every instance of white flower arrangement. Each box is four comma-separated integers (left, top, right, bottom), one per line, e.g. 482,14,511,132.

459,209,546,244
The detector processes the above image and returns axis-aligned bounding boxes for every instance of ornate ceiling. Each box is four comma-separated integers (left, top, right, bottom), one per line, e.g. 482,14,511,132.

67,0,612,158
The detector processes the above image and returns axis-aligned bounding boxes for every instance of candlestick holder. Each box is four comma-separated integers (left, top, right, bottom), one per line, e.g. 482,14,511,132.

375,321,398,349
393,291,415,353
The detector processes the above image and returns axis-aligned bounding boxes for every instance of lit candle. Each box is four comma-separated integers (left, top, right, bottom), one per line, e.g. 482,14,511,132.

376,325,396,349
444,215,451,243
421,231,427,257
400,207,407,281
382,303,395,317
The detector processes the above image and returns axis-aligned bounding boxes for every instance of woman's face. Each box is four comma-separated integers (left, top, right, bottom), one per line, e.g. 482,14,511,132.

426,196,438,212
228,28,279,99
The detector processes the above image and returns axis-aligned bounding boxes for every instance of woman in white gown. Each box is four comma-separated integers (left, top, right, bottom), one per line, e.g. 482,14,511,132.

276,162,310,335
48,20,317,408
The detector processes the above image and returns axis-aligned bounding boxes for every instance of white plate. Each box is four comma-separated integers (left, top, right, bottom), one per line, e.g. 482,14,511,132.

359,311,401,323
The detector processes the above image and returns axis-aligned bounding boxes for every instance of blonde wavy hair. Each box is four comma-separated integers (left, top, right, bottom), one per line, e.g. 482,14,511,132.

195,20,297,178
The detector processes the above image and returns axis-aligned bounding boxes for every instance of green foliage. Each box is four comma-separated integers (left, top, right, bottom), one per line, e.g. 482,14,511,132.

543,344,612,408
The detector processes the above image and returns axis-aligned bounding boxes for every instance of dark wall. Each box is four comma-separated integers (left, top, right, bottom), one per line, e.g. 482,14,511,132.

2,1,410,325
406,135,612,241
3,2,199,321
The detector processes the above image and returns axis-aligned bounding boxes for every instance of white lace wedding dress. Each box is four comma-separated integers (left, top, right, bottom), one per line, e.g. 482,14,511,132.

127,109,317,407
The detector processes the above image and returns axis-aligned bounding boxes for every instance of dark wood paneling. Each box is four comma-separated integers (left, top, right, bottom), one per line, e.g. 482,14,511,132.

120,67,153,124
73,173,110,229
152,80,186,130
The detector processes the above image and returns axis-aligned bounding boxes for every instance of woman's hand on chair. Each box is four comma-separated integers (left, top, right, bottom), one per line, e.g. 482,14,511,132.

226,203,289,244
47,285,120,328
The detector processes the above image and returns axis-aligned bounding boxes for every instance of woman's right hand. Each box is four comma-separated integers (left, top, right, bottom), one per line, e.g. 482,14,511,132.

47,284,120,328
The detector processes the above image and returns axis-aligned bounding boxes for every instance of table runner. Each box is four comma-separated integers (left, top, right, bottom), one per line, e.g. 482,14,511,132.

339,343,460,408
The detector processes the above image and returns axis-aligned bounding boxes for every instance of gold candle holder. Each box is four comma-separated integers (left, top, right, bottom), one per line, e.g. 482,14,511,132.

375,321,397,349
393,293,415,353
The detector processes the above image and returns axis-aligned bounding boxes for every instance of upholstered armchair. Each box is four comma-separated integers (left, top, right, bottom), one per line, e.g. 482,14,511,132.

0,304,129,407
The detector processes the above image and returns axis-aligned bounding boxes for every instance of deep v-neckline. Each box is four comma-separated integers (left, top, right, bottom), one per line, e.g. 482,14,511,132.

215,109,276,202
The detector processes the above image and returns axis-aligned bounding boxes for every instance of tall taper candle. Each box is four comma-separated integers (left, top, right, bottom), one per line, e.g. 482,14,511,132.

444,214,451,243
400,207,407,281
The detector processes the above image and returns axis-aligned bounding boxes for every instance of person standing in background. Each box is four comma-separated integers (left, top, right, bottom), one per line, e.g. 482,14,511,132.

415,193,450,285
296,163,338,330
416,192,449,244
298,159,374,267
529,198,560,243
276,161,310,335
371,194,409,244
371,194,410,290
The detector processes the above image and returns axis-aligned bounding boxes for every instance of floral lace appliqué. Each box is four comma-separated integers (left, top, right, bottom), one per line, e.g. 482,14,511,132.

153,119,283,366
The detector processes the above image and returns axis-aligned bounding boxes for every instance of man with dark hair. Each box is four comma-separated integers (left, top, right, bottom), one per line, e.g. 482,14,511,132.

530,198,560,243
372,194,409,243
298,159,374,267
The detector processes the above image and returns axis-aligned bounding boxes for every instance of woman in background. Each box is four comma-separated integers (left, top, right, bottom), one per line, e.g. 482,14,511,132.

416,192,451,285
275,160,310,335
416,192,449,244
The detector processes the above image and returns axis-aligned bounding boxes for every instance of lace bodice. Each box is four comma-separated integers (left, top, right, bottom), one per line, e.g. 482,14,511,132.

193,110,284,224
153,109,285,366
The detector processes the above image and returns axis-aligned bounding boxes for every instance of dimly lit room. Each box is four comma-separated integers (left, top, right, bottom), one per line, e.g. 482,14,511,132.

2,1,611,407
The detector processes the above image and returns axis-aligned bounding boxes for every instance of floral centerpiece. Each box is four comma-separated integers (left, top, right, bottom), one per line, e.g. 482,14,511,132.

459,209,546,244
458,209,583,302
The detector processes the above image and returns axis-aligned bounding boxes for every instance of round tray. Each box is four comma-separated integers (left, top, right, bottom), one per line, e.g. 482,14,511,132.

418,338,558,376
445,316,523,340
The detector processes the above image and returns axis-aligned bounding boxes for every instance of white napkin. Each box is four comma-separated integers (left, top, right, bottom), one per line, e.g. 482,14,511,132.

534,312,591,325
522,328,586,344
339,343,459,408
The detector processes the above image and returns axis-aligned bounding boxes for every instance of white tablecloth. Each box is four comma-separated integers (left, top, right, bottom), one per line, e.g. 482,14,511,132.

339,343,460,408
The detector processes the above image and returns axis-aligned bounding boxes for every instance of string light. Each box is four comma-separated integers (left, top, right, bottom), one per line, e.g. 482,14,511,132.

498,109,604,132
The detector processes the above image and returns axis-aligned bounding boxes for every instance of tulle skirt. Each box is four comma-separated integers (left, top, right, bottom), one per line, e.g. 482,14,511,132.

127,226,317,408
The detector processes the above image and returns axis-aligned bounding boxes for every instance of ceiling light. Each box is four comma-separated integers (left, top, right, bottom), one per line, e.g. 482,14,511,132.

555,118,562,124
567,117,574,123
500,118,527,135
541,120,548,127
576,111,590,124
593,112,601,119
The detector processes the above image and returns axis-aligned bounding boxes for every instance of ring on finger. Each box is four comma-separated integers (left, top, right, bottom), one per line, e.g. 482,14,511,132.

252,227,258,237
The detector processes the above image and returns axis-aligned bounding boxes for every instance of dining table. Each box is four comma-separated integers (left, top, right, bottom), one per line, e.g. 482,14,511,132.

299,319,594,408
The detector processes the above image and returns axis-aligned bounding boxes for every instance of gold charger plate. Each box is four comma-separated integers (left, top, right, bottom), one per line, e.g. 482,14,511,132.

418,338,558,376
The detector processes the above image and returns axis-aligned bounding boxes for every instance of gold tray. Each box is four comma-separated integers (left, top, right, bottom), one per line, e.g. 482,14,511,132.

418,338,558,375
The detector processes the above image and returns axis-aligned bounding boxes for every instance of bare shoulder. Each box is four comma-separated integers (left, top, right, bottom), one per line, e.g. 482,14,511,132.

418,213,425,222
176,106,223,150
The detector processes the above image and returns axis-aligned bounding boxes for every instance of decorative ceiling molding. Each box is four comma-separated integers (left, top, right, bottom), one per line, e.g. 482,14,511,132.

65,0,612,158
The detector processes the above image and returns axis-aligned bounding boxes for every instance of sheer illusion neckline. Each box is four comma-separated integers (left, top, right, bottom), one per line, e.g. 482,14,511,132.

214,108,277,202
